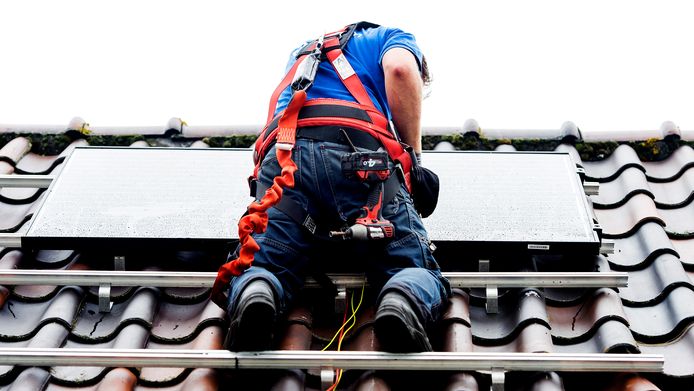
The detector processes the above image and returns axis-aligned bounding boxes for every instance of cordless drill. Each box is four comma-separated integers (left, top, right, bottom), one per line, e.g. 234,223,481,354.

330,151,395,240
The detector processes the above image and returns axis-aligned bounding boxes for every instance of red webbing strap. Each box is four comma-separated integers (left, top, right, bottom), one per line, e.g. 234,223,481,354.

211,91,307,309
265,48,313,124
323,37,377,110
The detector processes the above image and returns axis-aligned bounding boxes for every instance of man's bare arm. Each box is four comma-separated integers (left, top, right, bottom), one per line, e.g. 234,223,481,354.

382,48,424,154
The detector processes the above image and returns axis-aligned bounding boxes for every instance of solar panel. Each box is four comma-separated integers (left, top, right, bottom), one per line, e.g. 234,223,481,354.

25,147,253,252
24,148,599,256
423,151,600,256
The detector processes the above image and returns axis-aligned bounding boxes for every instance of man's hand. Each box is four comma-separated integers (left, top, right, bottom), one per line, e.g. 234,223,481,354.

382,48,424,153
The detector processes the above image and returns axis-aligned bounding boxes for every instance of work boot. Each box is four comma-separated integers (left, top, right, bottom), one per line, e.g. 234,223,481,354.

224,279,277,351
374,292,433,352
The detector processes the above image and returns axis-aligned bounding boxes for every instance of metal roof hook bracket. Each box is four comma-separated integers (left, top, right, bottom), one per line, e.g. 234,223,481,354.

98,283,113,313
491,368,505,391
320,366,335,391
479,260,499,314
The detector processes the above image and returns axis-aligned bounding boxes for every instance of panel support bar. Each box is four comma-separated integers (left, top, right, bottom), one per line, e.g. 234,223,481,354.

0,270,628,289
0,174,54,188
0,349,664,372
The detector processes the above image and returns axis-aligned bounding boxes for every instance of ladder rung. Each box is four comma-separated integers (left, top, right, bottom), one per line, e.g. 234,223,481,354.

0,348,663,372
0,270,628,288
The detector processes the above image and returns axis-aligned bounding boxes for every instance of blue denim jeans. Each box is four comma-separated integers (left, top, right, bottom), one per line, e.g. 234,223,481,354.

227,137,450,329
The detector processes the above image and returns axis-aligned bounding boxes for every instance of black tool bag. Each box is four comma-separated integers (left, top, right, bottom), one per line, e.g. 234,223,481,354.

408,149,440,218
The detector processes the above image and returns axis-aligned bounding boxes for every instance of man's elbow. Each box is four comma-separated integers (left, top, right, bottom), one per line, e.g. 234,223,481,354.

383,49,421,83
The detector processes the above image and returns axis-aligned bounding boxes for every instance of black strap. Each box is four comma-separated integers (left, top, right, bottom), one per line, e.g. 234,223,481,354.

295,21,382,58
297,126,381,150
253,171,402,237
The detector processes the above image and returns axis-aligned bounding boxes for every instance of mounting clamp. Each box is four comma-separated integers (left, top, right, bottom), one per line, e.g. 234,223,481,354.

491,369,505,391
98,283,113,313
320,366,335,390
479,260,499,314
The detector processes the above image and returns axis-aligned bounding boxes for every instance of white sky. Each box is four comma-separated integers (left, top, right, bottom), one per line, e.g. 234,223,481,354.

1,0,693,133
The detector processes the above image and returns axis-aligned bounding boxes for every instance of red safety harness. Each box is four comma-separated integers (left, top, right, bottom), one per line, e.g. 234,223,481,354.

211,23,414,308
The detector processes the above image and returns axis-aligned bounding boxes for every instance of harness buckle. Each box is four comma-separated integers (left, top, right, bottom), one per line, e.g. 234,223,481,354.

291,34,325,92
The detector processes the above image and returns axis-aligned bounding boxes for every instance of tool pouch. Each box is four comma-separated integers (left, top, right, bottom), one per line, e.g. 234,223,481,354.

408,150,440,218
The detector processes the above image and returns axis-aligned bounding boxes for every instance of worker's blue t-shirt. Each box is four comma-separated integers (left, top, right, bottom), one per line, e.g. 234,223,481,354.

273,25,423,121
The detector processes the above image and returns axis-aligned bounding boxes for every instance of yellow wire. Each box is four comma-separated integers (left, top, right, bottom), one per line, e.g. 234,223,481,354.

321,279,366,351
330,279,365,390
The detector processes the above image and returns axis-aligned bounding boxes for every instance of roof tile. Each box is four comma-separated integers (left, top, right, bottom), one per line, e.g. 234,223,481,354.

546,288,630,344
0,286,82,341
619,253,693,305
624,286,694,343
639,324,694,377
593,194,664,238
590,167,652,209
607,223,678,270
470,289,550,345
54,323,149,385
583,145,644,182
641,145,694,182
71,287,158,342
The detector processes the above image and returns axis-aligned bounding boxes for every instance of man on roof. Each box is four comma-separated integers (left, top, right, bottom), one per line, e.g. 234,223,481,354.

212,22,451,352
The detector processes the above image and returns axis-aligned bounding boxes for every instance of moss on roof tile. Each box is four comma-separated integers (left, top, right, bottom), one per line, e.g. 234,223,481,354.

0,132,692,161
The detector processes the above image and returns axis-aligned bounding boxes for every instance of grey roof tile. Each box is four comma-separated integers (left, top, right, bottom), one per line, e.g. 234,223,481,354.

0,138,31,167
526,372,565,391
150,299,225,343
71,287,158,342
141,325,223,386
619,253,693,306
277,305,313,351
54,323,149,385
137,368,218,391
657,202,694,238
161,287,211,302
0,367,50,391
593,194,664,238
0,322,70,380
590,167,653,209
14,139,87,175
0,286,83,341
552,320,638,354
474,323,553,353
443,373,479,391
624,286,694,342
0,201,39,233
442,290,473,353
648,168,694,208
0,187,45,206
494,144,517,152
641,145,694,182
671,238,694,268
34,250,79,268
44,368,138,390
607,222,678,270
546,289,630,344
470,289,550,345
583,145,644,182
639,324,694,377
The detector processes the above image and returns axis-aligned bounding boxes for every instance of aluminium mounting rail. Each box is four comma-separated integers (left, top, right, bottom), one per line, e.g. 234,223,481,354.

0,174,54,188
0,269,628,289
0,348,664,372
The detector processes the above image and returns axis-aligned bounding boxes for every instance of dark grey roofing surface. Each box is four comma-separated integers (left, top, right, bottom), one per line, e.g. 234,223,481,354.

1,127,693,390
